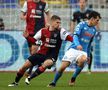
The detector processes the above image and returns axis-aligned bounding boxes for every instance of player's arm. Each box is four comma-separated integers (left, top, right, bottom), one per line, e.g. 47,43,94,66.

20,1,27,20
60,28,73,42
44,3,51,27
73,22,83,50
23,29,42,43
66,35,73,42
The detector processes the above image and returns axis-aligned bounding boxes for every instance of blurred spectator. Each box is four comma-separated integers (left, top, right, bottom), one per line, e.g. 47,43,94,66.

0,18,5,30
69,0,78,8
69,0,78,4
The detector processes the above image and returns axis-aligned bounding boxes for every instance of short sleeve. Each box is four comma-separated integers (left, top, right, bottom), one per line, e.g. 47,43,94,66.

60,28,70,40
21,1,27,13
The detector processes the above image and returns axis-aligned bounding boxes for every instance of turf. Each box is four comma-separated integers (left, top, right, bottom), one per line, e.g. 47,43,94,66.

0,72,108,90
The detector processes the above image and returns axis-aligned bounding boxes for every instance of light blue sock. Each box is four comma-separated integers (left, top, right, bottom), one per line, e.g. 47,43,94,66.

52,71,62,84
72,66,82,79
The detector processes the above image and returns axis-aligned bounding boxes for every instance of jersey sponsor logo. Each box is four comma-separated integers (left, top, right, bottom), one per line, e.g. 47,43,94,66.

50,39,57,44
30,9,42,18
45,43,56,48
36,10,42,14
46,38,57,44
84,31,94,37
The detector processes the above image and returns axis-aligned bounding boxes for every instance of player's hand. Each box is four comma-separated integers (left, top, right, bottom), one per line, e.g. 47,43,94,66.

20,14,27,20
23,15,26,20
23,30,29,38
77,45,83,50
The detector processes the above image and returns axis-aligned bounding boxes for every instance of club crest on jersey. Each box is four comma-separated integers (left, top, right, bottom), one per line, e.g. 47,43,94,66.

54,34,57,37
39,5,42,9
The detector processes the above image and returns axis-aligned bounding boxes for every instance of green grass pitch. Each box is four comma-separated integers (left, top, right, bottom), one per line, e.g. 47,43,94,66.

0,72,108,90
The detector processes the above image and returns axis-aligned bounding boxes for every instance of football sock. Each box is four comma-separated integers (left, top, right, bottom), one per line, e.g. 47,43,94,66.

27,66,33,75
15,69,25,83
52,71,62,84
30,66,46,80
72,66,82,79
88,53,92,70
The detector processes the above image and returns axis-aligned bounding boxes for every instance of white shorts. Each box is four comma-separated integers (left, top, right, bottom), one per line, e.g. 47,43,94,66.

62,48,87,63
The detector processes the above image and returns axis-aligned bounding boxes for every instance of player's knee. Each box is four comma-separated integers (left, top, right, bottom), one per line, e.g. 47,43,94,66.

30,50,36,55
43,60,54,68
58,66,66,72
77,55,87,66
22,60,32,70
58,62,69,72
81,55,87,62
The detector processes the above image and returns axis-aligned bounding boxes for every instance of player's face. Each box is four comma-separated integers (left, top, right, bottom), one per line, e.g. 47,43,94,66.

78,0,87,10
91,16,100,26
53,19,61,29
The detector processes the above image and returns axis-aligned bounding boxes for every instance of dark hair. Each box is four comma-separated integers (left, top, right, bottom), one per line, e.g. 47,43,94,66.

51,15,61,21
88,11,101,19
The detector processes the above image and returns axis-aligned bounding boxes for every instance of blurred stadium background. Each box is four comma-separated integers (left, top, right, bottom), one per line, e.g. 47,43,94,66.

0,0,108,72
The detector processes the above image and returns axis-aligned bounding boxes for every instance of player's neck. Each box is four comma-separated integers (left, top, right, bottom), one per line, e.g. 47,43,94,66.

87,21,93,27
80,7,87,12
49,26,55,31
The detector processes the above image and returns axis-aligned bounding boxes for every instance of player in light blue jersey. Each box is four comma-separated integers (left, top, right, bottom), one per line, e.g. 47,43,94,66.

48,11,101,87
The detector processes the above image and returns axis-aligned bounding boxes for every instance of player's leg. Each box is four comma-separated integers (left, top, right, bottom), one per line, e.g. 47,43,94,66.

47,61,70,87
8,60,32,86
31,59,54,78
47,48,74,87
69,51,87,86
25,44,39,76
87,52,92,74
25,58,54,85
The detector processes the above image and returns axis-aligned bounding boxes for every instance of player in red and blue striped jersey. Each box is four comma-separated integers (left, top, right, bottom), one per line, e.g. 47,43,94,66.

8,15,73,87
20,0,51,76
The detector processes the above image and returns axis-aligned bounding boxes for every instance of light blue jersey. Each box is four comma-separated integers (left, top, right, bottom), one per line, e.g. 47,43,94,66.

69,21,96,57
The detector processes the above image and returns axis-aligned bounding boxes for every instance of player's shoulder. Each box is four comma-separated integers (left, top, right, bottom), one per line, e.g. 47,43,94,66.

41,27,49,31
60,28,70,35
86,8,93,12
93,26,97,30
73,9,80,14
78,21,86,26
